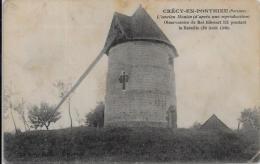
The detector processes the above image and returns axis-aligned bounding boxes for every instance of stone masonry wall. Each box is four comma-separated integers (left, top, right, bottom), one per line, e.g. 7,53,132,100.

105,41,177,127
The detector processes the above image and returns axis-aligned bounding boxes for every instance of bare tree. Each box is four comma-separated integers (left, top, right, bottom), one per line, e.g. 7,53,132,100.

28,102,61,130
3,87,18,133
13,98,30,131
54,80,73,129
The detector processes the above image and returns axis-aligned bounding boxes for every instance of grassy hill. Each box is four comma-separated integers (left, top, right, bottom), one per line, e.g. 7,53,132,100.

4,126,259,163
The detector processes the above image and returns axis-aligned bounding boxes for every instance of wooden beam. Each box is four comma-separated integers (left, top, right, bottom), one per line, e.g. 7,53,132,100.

49,50,105,120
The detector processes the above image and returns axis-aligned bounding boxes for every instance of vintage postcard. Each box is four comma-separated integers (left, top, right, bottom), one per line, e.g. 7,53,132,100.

2,0,260,163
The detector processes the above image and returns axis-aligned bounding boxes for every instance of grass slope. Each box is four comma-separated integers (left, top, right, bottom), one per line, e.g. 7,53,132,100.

4,127,259,162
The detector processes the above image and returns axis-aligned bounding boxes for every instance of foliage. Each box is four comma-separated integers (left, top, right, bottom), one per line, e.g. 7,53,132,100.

239,107,260,131
4,127,259,162
190,121,201,130
85,102,104,128
28,102,61,130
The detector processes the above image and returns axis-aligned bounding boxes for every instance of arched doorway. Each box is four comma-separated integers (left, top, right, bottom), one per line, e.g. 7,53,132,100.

167,105,177,128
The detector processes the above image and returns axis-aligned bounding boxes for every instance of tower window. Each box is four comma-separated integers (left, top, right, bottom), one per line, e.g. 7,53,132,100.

119,71,129,90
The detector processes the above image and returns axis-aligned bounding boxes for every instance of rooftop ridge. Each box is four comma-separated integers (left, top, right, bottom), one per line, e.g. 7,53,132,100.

200,114,231,131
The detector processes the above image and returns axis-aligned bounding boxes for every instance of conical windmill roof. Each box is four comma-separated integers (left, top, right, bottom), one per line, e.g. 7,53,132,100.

103,6,177,55
200,114,232,131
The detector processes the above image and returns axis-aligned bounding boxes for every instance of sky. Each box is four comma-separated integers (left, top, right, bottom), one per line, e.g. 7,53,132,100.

3,0,260,132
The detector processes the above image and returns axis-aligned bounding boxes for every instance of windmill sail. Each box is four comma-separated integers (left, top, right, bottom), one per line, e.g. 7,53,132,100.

49,18,119,120
49,50,105,120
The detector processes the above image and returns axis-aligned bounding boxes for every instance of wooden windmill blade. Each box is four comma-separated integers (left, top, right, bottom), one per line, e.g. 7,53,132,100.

47,16,118,120
48,49,105,120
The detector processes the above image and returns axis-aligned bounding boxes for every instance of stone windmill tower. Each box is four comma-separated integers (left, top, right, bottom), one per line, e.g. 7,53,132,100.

52,6,178,129
103,6,178,128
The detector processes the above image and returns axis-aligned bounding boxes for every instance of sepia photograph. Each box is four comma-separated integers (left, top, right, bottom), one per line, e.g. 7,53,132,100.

2,0,260,163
